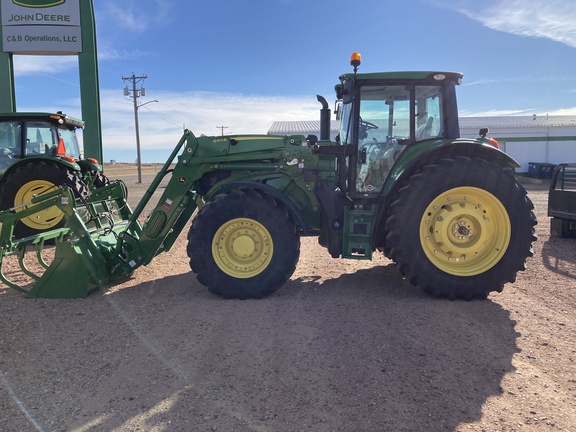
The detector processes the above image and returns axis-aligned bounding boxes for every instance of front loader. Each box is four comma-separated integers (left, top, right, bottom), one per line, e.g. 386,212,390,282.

0,53,537,300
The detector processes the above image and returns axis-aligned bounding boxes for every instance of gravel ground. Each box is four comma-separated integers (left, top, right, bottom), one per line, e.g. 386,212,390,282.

0,177,574,432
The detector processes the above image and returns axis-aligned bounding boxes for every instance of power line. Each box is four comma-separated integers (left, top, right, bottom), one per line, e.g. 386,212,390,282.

122,73,157,183
216,125,228,136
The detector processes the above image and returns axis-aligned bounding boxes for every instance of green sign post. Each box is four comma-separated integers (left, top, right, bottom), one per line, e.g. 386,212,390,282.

0,0,102,162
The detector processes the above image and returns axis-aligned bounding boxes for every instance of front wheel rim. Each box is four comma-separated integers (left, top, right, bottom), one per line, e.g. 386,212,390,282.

14,180,63,230
212,218,274,279
420,187,511,276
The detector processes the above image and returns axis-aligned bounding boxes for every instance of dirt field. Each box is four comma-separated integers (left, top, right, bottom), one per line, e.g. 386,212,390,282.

0,171,574,432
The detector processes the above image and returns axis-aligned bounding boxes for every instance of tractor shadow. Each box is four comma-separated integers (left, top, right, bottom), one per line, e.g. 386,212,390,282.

0,264,519,432
541,236,576,279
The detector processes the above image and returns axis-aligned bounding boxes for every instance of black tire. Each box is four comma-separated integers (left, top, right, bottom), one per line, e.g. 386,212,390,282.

385,157,537,300
0,161,87,238
93,171,111,189
187,189,300,299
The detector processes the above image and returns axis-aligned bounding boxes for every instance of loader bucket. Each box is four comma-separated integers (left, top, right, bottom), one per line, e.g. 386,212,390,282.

0,181,135,298
24,233,108,298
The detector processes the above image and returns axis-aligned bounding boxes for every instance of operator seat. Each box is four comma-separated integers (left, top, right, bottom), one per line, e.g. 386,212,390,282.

416,116,434,140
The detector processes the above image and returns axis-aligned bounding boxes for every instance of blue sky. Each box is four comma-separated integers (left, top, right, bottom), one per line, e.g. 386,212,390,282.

8,0,576,162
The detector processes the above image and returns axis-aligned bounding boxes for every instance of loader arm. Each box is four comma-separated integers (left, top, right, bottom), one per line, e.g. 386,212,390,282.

0,130,208,296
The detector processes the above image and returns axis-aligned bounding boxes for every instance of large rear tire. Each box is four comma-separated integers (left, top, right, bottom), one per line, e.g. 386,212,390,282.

187,190,300,299
385,157,537,300
0,161,87,238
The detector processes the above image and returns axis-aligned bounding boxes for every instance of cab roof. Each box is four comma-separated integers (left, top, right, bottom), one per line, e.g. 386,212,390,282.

0,112,84,128
339,71,463,83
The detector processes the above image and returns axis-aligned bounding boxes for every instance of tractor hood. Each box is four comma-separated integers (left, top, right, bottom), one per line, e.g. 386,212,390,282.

194,134,289,159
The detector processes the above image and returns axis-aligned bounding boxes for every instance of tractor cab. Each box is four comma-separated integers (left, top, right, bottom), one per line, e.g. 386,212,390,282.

335,53,462,197
0,112,83,172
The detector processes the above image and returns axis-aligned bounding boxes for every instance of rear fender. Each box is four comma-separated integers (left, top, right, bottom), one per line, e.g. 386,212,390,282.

383,140,519,197
77,159,102,173
0,156,81,187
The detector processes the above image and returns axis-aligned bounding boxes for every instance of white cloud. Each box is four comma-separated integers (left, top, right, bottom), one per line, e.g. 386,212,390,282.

544,106,576,116
97,89,321,153
430,0,576,48
460,106,576,117
96,0,174,33
12,55,77,77
460,108,535,116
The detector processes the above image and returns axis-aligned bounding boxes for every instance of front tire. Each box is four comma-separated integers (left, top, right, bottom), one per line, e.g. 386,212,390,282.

187,190,300,299
385,157,537,300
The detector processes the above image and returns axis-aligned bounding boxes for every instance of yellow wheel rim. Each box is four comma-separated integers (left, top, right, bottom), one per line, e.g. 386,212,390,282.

212,218,274,279
14,179,63,230
420,187,510,276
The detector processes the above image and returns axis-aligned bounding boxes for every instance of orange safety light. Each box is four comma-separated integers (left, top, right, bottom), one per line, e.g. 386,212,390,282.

350,52,362,70
488,138,499,149
87,157,99,165
57,137,66,156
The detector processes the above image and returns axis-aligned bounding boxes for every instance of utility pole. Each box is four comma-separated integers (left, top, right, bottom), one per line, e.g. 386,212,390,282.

122,73,156,183
217,125,228,136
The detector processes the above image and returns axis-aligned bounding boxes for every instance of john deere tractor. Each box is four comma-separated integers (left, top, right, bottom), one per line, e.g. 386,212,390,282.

0,111,106,238
0,53,537,300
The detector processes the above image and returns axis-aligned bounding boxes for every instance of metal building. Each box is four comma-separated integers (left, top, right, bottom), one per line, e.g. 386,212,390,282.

269,115,576,173
460,115,576,172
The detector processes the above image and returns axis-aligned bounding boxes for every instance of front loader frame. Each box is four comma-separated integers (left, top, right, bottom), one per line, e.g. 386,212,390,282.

0,130,202,298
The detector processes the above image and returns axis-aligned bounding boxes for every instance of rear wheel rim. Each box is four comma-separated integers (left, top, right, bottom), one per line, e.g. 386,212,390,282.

420,186,510,276
212,217,274,278
14,179,63,230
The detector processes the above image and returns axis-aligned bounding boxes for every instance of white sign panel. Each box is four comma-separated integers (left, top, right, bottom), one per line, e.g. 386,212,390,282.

1,0,81,54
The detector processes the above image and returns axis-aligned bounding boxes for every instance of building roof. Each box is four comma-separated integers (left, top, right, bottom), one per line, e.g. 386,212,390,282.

268,115,576,135
268,120,340,135
459,115,576,129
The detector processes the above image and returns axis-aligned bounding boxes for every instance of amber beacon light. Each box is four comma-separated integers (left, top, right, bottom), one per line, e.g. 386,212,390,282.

350,52,362,72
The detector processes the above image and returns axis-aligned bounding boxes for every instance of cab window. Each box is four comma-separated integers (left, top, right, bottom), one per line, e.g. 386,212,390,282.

415,86,443,141
0,121,22,157
25,121,57,155
355,85,410,193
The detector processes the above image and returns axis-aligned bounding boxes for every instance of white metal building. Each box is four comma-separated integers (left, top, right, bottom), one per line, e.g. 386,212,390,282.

460,115,576,172
268,115,576,173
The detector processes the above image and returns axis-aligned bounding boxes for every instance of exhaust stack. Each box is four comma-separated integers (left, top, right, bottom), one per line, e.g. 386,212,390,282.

316,95,331,141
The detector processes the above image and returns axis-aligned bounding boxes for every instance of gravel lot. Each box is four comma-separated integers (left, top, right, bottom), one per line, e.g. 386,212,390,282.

0,173,574,432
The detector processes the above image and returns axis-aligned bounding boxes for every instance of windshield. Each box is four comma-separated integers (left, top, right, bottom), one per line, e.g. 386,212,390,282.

58,127,81,158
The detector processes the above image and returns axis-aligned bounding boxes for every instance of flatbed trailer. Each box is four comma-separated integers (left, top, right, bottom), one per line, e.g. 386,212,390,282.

548,163,576,238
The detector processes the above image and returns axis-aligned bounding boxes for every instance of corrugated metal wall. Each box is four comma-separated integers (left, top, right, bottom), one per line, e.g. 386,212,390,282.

460,122,576,172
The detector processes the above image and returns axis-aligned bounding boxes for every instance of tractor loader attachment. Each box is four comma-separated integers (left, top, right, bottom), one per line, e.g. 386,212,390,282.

0,131,200,298
0,182,131,298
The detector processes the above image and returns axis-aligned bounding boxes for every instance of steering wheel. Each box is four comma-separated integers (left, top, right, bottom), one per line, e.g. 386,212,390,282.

1,147,14,157
360,117,379,131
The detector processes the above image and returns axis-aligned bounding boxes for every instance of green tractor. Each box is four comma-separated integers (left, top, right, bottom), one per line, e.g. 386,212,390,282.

0,54,537,300
0,111,106,238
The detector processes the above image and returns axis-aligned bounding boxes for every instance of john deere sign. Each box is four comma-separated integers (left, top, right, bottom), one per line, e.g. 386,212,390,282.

0,0,102,162
12,1,65,7
1,0,81,54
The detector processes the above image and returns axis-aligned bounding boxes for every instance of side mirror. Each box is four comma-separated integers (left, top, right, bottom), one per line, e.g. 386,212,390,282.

335,101,342,121
341,79,354,105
